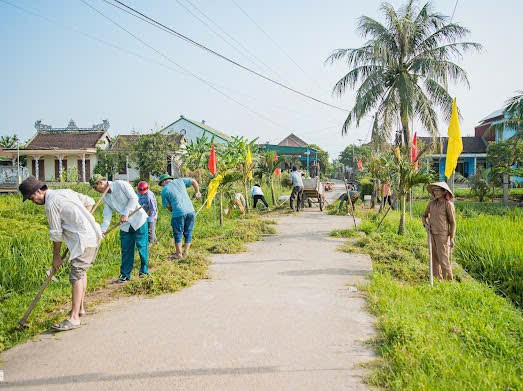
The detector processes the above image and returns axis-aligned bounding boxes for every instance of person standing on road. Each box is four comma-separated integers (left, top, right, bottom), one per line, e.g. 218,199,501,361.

137,181,158,243
421,182,456,281
250,184,269,209
90,174,149,283
19,176,102,331
289,166,304,212
159,173,201,260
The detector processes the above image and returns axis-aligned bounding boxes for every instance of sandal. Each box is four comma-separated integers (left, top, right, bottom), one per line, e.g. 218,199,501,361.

52,319,81,332
169,253,184,260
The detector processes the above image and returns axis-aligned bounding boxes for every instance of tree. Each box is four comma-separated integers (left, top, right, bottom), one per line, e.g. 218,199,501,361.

339,145,371,168
326,0,480,234
129,133,178,181
256,151,279,205
0,135,20,149
468,167,489,202
93,148,124,179
487,140,523,203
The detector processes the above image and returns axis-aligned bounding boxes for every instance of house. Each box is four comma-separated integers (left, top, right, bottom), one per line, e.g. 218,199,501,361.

110,133,187,181
260,133,319,175
1,120,111,182
420,136,488,179
160,115,231,144
422,104,521,181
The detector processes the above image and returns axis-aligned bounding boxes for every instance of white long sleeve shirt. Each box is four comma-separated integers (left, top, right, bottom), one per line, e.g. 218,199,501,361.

45,189,102,260
101,180,148,232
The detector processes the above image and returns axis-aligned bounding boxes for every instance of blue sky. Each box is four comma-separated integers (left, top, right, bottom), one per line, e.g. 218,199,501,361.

1,0,522,159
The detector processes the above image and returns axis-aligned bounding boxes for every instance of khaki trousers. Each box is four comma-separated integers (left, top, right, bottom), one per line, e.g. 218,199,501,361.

431,234,453,280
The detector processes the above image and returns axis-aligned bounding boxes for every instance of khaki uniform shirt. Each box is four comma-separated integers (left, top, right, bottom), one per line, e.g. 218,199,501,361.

423,199,456,237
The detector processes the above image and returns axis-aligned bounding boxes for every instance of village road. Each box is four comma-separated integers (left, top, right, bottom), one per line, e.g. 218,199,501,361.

1,183,374,391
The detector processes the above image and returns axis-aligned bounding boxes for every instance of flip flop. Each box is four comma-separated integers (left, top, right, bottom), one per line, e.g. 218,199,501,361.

169,253,184,260
52,320,81,332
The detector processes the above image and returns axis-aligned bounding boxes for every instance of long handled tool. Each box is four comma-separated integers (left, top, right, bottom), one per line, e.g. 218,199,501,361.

376,205,392,231
16,197,138,329
427,229,434,287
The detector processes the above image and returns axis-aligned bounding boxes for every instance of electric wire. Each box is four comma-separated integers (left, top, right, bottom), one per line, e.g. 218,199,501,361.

0,0,340,135
181,0,284,81
78,0,290,131
230,0,324,91
101,0,348,112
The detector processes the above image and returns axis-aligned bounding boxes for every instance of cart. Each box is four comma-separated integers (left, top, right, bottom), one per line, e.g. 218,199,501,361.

302,177,326,211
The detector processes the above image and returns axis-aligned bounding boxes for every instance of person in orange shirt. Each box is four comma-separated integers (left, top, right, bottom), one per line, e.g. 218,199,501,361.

421,182,456,281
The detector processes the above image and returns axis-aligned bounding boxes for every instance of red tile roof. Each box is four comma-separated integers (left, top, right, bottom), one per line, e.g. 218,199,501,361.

26,131,107,150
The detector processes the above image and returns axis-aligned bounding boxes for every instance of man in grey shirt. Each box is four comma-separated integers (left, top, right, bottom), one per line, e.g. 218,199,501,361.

289,166,304,212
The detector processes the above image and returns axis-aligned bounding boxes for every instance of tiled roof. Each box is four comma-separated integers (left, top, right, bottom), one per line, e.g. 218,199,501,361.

278,133,308,147
418,136,488,154
26,131,107,150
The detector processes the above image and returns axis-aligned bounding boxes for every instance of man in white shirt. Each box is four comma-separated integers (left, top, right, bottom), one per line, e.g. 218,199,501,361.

289,166,304,212
19,176,102,331
90,174,149,283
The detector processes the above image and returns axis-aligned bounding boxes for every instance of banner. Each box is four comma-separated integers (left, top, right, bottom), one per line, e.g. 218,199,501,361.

246,146,253,180
208,144,217,176
206,174,223,208
445,98,463,178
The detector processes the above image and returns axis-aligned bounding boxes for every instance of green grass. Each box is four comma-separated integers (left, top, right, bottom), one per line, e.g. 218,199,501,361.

337,207,523,390
0,186,275,351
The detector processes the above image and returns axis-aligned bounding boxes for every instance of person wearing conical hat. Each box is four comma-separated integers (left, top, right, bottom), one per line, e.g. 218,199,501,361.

422,182,456,280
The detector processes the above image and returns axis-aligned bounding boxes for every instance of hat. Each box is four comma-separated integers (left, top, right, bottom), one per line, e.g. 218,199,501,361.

158,173,174,185
137,181,149,194
89,174,107,188
19,176,47,201
427,181,453,197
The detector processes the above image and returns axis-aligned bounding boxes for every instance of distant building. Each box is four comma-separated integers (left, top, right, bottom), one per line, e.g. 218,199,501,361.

160,115,231,144
277,133,308,148
2,119,111,182
260,133,318,175
422,105,521,181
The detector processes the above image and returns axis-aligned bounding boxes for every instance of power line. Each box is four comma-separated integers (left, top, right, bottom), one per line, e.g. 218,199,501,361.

451,0,459,21
181,0,284,81
0,0,341,135
78,0,291,131
230,0,323,91
101,0,348,112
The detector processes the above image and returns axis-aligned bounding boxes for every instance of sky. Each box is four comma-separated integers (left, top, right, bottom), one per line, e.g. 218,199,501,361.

1,0,522,160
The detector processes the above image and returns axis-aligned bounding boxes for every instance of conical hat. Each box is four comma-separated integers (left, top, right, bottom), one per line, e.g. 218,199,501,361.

427,181,453,197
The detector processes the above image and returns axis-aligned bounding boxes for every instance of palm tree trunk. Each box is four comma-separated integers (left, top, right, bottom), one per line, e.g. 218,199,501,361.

503,173,509,204
400,109,411,151
371,178,377,208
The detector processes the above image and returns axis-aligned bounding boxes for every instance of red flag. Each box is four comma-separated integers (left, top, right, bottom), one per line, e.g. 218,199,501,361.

357,159,363,170
411,132,418,170
208,144,217,175
274,168,281,176
274,153,278,161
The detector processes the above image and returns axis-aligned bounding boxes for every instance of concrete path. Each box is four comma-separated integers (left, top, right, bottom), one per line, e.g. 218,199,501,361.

1,186,374,390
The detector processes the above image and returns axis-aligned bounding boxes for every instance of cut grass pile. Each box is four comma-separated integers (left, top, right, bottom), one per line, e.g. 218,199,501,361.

0,185,275,351
338,207,523,390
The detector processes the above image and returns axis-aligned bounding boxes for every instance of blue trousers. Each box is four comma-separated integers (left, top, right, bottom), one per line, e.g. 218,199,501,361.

120,222,149,279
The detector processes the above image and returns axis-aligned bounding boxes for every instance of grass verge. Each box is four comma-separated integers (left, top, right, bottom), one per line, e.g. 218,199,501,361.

337,208,523,390
0,187,275,352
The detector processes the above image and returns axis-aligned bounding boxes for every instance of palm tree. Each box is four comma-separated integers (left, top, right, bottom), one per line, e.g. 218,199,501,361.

0,135,20,149
327,0,480,145
326,0,480,234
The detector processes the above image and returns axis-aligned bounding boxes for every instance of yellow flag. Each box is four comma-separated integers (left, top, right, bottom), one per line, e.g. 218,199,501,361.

445,98,463,178
246,146,253,180
206,174,223,208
